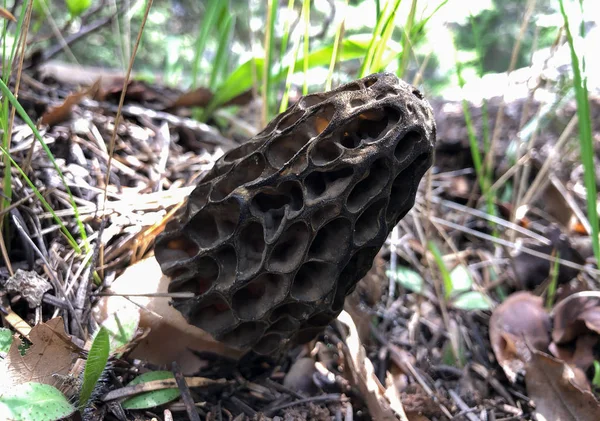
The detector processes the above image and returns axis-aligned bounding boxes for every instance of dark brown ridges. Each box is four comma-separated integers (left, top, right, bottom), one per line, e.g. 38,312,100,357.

154,72,436,354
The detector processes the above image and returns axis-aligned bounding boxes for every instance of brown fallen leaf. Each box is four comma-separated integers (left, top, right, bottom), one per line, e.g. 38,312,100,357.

93,256,243,374
166,87,214,110
525,349,600,420
553,295,600,344
550,334,598,382
41,79,101,126
337,310,403,421
0,317,80,390
489,292,551,382
344,253,386,344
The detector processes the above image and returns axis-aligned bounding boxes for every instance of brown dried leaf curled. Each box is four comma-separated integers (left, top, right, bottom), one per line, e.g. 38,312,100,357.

155,73,436,354
489,292,551,382
553,296,600,344
525,349,600,421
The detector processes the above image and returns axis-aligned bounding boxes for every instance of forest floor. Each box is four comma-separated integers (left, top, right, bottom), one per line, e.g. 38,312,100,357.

1,59,600,421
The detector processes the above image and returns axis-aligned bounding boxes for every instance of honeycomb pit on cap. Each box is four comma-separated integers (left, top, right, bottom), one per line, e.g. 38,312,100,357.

154,73,436,355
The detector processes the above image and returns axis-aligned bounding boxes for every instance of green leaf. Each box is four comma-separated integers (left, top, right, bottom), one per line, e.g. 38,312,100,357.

65,0,92,17
0,382,75,421
386,267,424,293
452,291,492,311
101,311,139,355
593,361,600,388
0,328,13,354
121,371,180,410
209,35,400,112
79,327,110,408
428,241,453,300
449,264,473,295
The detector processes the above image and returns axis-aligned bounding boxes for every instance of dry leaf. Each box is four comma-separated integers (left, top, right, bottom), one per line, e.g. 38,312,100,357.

0,317,80,390
93,256,242,374
525,349,600,421
550,335,598,384
167,87,214,109
553,296,600,344
489,292,551,382
337,311,402,421
41,80,101,126
344,254,386,343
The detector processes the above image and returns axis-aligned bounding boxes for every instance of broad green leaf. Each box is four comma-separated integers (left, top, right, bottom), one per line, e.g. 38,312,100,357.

452,291,492,311
210,35,401,111
101,311,139,355
0,328,13,353
79,327,110,408
0,382,75,421
65,0,92,17
449,264,473,294
122,371,180,410
386,267,424,293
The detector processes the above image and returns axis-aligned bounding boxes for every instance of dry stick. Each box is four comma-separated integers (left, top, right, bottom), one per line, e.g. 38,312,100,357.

172,362,202,421
423,196,551,245
96,0,153,283
429,215,600,277
549,174,590,234
10,213,85,336
40,11,120,63
518,116,584,226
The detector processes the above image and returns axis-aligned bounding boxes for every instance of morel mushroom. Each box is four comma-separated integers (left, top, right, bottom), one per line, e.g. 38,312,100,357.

154,72,436,355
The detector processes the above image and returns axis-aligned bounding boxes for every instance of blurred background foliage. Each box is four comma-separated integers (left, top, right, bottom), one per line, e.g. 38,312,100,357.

16,0,564,96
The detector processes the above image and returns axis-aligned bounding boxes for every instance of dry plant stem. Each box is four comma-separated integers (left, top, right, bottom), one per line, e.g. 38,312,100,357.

517,115,581,223
549,291,600,318
172,362,201,421
10,213,85,336
424,196,550,245
549,174,590,234
484,0,536,186
99,0,153,276
429,215,600,276
448,389,480,421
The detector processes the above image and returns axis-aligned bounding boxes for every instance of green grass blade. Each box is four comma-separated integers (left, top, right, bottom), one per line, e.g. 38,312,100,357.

359,0,392,78
397,0,416,78
79,327,110,408
191,0,222,89
1,4,27,214
0,145,80,251
302,0,311,95
280,6,304,112
325,0,348,91
371,0,402,73
428,241,453,300
211,35,397,113
559,0,599,265
0,79,85,252
208,13,234,91
262,0,279,123
279,0,296,66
